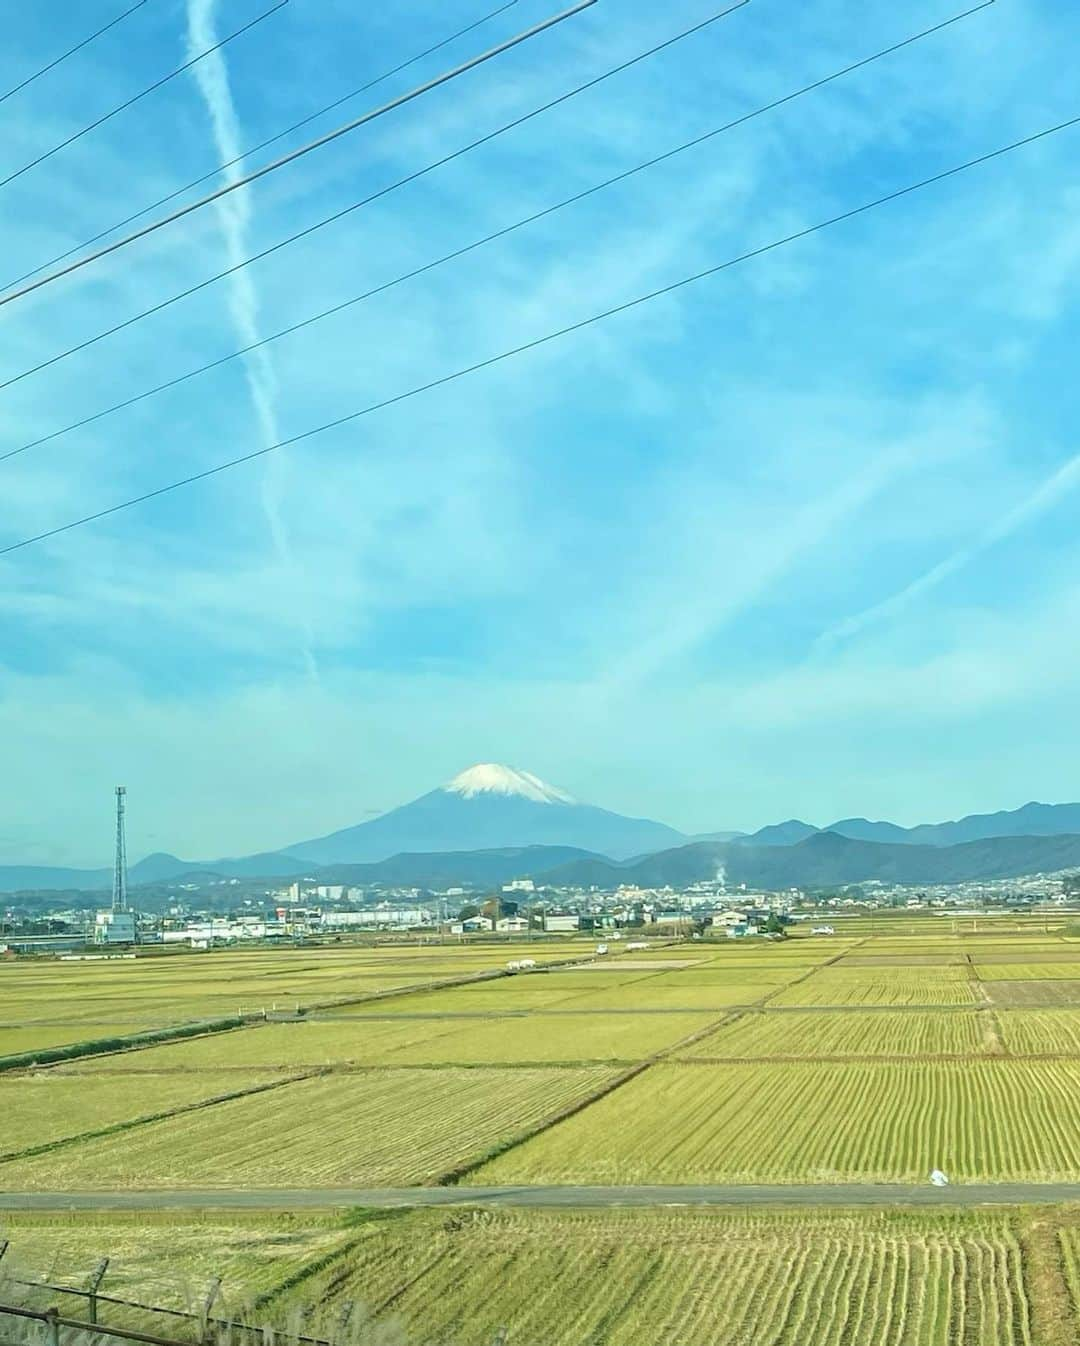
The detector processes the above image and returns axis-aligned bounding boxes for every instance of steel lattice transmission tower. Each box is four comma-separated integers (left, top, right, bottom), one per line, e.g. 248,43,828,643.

112,785,128,913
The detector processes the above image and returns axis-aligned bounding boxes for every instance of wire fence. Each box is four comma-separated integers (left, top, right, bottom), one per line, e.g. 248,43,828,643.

0,1245,511,1346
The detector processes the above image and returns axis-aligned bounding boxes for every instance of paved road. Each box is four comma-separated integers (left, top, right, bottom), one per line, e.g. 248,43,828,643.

3,1184,1080,1211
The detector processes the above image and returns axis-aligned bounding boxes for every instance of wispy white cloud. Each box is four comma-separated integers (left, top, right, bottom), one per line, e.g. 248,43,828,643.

816,446,1080,651
599,432,914,692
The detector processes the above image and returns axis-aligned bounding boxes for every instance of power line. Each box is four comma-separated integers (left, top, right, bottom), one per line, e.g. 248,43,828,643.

0,0,749,390
4,108,1077,559
0,1,289,192
0,2,994,466
0,0,599,309
5,0,526,293
0,0,151,108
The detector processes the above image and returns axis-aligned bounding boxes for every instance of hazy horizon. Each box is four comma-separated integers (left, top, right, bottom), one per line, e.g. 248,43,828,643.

4,761,1078,872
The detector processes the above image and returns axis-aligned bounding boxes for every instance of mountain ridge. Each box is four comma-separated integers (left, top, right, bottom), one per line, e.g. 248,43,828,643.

281,763,684,865
542,830,1080,889
4,774,1080,894
4,829,1080,896
734,800,1080,848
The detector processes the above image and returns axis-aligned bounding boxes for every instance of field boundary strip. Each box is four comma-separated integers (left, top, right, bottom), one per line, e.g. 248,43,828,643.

435,1059,654,1185
296,944,677,1017
249,1233,367,1314
754,938,871,1009
981,1005,1009,1056
56,1058,664,1073
0,1016,249,1074
673,1051,1075,1065
1019,1214,1077,1346
440,1007,745,1186
967,951,995,1007
8,946,629,1075
0,1070,320,1165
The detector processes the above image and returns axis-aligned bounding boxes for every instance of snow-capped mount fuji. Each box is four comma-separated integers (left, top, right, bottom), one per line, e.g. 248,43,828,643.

443,764,576,804
282,763,685,866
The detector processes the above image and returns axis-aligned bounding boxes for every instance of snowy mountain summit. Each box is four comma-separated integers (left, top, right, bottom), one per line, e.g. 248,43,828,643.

443,763,575,805
282,762,684,865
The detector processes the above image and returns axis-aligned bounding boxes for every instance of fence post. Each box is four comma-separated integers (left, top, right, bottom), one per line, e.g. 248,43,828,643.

200,1277,222,1344
0,1239,9,1265
44,1307,60,1346
87,1258,110,1326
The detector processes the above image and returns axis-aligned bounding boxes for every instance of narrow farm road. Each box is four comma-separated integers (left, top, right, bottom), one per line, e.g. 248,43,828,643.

3,1183,1080,1211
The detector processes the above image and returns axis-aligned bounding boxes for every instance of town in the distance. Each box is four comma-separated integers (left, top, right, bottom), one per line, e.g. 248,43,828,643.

5,763,1079,952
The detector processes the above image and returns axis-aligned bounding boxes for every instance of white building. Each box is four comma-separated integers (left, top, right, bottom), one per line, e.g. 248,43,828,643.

318,911,373,928
544,913,580,932
503,878,536,893
93,911,137,945
319,907,431,929
726,922,759,939
163,918,286,944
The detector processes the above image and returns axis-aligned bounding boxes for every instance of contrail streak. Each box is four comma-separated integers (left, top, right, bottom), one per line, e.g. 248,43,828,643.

816,448,1080,649
186,0,318,680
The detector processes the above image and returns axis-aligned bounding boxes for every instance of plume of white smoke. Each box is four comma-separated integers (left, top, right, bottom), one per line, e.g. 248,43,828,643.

186,0,318,679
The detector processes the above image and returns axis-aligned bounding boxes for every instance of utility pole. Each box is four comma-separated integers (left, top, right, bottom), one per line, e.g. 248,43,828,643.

112,786,128,913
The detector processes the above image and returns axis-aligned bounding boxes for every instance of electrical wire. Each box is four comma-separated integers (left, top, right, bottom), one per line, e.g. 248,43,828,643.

0,1,289,192
0,1,994,466
0,0,151,108
0,0,599,308
0,0,749,389
5,0,526,292
3,107,1077,559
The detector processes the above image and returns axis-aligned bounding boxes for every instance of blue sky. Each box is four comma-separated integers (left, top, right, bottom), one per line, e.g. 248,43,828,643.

0,0,1078,865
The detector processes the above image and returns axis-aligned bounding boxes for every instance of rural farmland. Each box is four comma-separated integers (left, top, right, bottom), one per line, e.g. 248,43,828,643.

2,1203,1076,1345
3,920,1080,1341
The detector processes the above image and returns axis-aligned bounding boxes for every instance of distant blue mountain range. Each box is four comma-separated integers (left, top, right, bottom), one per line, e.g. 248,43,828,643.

733,801,1080,848
2,767,1080,893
